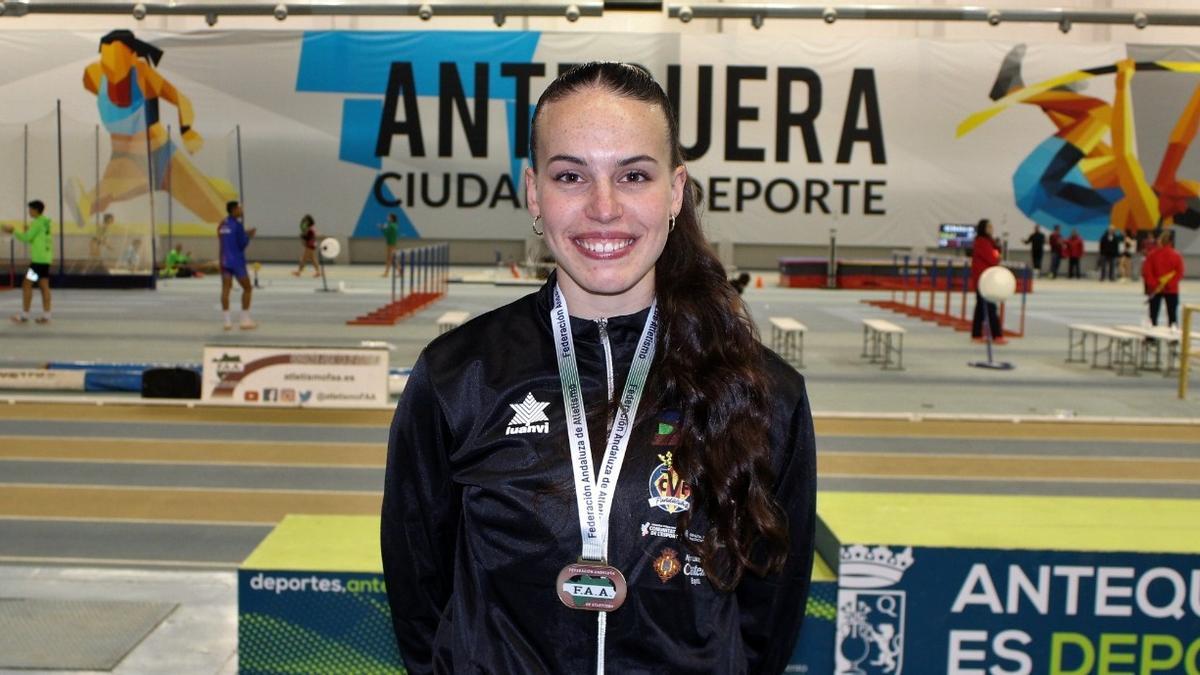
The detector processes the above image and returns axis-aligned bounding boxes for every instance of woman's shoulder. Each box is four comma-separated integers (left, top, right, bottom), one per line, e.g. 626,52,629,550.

759,345,808,408
420,289,545,367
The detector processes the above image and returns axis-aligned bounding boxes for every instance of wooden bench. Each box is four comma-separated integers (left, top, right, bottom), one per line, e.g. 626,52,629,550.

436,311,470,335
861,318,905,370
1066,324,1140,376
768,317,807,367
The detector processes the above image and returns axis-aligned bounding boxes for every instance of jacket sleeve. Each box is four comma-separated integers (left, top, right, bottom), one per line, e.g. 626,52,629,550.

737,379,818,674
12,224,34,243
381,355,461,675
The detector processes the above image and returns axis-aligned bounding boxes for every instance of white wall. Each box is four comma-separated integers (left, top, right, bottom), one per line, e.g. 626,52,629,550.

1,0,1198,45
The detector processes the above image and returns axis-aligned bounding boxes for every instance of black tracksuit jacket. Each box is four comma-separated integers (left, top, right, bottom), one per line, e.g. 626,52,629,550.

381,277,816,674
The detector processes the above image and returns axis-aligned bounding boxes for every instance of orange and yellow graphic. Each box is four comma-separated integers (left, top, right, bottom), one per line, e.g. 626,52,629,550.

72,30,235,227
959,45,1200,235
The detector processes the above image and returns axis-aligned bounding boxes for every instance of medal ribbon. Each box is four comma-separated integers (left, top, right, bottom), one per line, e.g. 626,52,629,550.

551,284,658,562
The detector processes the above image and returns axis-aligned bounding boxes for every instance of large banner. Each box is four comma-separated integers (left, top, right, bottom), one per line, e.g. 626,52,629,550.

2,31,1197,252
835,545,1200,674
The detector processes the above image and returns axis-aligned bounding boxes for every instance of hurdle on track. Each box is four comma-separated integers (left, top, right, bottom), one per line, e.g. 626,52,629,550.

347,243,450,326
865,254,1031,338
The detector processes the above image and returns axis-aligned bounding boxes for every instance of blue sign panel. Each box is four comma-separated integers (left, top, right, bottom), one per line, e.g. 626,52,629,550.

835,545,1200,675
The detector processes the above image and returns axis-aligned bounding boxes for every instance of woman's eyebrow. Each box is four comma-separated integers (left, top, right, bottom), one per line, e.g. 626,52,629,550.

618,155,658,166
547,154,586,165
545,154,660,166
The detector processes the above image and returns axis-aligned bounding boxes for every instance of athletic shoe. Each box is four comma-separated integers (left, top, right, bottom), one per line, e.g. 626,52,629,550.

34,316,50,324
223,322,233,331
239,320,258,330
10,314,28,324
971,336,986,343
993,337,1009,345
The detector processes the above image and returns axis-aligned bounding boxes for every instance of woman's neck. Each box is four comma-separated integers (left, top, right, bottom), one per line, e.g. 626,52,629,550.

556,270,655,320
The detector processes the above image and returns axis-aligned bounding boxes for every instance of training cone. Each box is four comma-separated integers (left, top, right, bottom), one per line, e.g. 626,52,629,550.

755,276,764,289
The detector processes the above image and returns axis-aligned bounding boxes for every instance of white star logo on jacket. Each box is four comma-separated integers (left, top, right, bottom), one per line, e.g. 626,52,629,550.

506,393,551,435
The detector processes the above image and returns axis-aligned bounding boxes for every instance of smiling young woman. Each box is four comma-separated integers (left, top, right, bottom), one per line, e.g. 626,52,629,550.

381,62,817,675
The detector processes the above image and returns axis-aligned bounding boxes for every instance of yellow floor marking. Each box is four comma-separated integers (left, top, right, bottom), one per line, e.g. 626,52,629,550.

0,514,272,527
0,484,381,524
0,555,238,569
814,418,1199,442
0,436,384,467
820,452,1200,482
2,403,1195,443
0,402,393,426
819,492,1200,552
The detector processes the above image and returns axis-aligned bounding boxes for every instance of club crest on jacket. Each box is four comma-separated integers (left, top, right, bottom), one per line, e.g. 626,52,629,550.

648,451,691,513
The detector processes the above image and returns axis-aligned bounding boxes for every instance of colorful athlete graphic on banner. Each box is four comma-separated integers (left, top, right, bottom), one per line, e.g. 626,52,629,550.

71,30,235,227
959,44,1200,238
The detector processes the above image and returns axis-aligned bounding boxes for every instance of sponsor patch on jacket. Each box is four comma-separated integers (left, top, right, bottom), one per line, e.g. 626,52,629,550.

648,451,691,513
653,548,682,583
683,553,706,586
640,522,705,543
506,392,550,435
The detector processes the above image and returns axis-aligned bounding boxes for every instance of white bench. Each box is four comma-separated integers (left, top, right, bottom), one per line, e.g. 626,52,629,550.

1114,324,1200,376
861,318,905,370
436,311,470,335
1066,324,1140,376
769,317,807,367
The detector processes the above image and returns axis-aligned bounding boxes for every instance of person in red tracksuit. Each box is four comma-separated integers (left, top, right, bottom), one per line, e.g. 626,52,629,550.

971,218,1005,343
1066,228,1085,278
1142,230,1186,328
1048,225,1064,278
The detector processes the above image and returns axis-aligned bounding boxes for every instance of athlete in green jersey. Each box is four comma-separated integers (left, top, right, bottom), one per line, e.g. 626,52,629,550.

381,213,400,277
3,200,53,323
164,244,192,277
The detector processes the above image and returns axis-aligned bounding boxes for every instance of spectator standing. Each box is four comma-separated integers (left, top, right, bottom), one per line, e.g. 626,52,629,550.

218,200,257,330
1048,225,1064,278
1066,228,1084,278
1118,234,1135,282
971,218,1005,344
1023,224,1046,275
381,213,399,277
1142,231,1185,328
292,214,321,277
1098,223,1121,281
3,200,53,324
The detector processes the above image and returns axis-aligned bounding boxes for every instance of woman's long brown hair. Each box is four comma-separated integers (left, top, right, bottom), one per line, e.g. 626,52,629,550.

530,62,787,591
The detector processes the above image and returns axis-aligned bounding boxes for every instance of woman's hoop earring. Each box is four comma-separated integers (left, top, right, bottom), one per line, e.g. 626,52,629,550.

668,215,676,233
531,215,543,237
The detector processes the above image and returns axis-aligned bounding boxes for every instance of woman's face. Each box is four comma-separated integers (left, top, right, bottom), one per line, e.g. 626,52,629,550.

526,87,686,317
100,41,137,82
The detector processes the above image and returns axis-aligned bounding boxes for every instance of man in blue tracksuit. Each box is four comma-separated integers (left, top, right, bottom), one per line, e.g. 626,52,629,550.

217,200,256,330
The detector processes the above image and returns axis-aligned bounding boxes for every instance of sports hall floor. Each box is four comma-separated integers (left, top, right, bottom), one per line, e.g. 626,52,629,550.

0,265,1197,674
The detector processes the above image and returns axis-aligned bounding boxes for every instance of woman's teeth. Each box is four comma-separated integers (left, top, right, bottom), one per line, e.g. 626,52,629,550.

577,239,633,254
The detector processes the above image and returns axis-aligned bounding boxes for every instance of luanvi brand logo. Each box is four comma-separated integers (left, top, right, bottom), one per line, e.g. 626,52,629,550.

506,392,550,435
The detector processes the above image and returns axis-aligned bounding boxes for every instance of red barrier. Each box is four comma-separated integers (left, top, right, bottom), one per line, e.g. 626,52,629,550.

347,243,449,326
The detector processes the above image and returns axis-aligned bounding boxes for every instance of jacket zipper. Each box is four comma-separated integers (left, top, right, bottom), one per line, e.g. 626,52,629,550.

596,318,615,435
596,318,614,402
